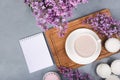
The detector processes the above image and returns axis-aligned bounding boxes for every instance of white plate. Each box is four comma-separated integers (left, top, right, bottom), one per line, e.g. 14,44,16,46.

65,28,102,64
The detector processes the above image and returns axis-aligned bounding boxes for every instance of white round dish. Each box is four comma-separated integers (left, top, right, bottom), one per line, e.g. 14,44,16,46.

65,28,102,64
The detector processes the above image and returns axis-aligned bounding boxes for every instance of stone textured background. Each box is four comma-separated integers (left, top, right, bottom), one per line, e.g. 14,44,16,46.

0,0,120,80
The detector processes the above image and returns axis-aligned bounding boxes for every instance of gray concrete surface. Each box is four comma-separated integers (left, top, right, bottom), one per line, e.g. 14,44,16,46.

0,0,120,80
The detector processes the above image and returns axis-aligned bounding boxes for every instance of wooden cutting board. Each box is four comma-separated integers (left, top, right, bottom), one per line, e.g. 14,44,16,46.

45,9,120,68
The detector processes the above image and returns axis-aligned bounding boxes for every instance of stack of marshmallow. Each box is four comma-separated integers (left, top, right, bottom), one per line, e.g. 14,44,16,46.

96,60,120,80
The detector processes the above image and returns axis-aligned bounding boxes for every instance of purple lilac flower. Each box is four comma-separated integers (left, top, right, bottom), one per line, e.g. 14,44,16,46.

84,13,120,38
25,0,89,37
58,66,93,80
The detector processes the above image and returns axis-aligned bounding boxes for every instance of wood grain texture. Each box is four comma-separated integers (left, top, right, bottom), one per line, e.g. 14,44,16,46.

45,9,120,68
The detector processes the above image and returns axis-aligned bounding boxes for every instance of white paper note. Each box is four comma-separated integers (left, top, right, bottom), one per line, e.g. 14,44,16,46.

19,33,53,73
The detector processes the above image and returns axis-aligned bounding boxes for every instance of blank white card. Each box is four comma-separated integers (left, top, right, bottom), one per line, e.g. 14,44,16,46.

19,33,53,73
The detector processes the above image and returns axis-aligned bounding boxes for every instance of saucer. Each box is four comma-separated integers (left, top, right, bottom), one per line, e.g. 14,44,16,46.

65,28,102,64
